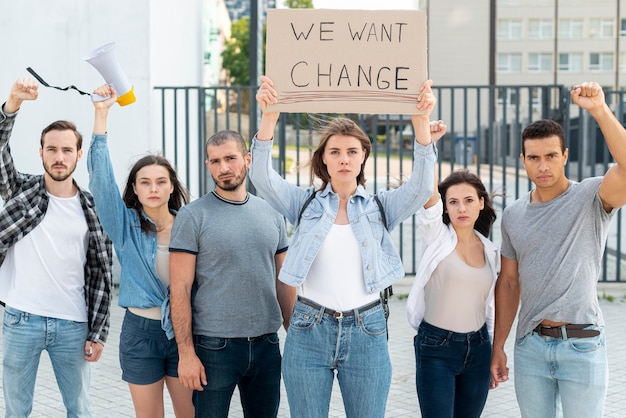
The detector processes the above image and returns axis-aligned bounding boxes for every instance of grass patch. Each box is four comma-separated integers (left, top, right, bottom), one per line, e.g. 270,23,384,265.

598,292,616,302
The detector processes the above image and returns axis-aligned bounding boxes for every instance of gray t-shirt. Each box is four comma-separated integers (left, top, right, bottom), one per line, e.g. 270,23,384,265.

170,191,288,338
501,177,614,339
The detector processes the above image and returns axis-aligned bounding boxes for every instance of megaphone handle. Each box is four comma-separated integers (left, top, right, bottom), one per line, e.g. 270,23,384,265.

91,92,112,102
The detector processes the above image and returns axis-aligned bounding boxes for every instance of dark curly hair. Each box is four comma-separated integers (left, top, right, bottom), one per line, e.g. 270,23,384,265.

521,119,565,156
438,169,496,238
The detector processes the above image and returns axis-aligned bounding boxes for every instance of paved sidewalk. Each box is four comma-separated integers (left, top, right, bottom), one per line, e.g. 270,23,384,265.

0,278,625,417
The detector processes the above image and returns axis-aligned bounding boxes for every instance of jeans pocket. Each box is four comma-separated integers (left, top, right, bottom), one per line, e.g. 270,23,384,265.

3,307,23,327
195,336,227,351
419,334,447,348
515,333,530,346
569,336,604,353
265,333,280,345
289,310,317,330
359,310,387,337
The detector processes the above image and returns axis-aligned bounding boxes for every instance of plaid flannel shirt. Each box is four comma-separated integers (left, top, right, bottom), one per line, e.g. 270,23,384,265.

0,107,112,344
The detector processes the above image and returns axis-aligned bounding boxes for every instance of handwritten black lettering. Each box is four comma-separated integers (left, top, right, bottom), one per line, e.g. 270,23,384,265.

348,23,367,40
291,22,315,40
395,67,408,90
319,21,335,41
357,65,372,87
347,22,409,42
291,61,309,87
289,62,410,91
317,63,332,87
367,23,378,42
377,67,391,89
337,65,351,87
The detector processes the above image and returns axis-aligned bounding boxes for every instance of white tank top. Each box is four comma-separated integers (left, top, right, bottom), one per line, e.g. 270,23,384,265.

0,193,88,321
301,224,379,311
423,250,492,333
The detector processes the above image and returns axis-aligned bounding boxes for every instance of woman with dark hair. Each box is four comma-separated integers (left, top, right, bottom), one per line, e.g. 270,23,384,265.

407,164,499,418
86,85,193,418
250,75,442,417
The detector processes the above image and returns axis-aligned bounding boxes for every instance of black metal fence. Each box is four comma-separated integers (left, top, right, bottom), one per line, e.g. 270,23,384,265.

154,84,625,282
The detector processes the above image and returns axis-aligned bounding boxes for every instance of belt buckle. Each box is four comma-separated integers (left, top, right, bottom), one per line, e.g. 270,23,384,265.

333,310,344,319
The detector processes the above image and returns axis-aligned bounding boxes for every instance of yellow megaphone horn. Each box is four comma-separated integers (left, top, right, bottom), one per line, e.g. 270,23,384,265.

84,42,136,106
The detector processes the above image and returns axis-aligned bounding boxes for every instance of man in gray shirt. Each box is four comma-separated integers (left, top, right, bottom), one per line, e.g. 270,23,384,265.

490,82,626,418
169,130,295,418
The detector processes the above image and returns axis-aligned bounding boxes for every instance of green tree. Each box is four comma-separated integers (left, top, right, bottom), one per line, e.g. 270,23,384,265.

221,17,251,86
220,1,314,85
285,0,314,8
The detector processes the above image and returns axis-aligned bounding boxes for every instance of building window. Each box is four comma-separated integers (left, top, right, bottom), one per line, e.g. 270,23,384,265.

620,52,626,71
498,88,518,106
590,19,614,38
528,19,553,39
589,52,614,71
498,19,523,39
621,18,626,36
528,53,552,72
498,53,522,72
559,53,583,72
559,19,584,39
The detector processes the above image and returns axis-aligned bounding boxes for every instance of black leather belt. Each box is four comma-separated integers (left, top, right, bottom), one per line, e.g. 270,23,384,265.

533,324,600,339
297,297,381,319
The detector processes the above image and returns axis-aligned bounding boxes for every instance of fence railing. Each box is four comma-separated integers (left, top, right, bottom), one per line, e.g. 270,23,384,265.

154,84,625,282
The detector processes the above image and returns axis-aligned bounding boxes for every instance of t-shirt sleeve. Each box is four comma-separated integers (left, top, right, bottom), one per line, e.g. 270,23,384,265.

276,214,289,254
169,206,199,254
500,208,516,260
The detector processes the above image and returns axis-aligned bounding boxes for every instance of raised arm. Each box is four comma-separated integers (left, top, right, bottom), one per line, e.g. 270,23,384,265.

256,75,281,141
423,120,447,209
92,85,117,135
571,82,626,211
0,78,39,200
86,86,129,244
411,79,437,147
3,77,39,114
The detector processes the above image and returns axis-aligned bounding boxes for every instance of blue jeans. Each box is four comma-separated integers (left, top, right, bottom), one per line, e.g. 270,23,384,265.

282,298,391,418
2,306,90,418
414,321,491,418
514,326,607,418
193,333,281,418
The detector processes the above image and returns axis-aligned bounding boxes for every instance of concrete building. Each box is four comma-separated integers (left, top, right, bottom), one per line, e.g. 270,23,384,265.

0,0,209,192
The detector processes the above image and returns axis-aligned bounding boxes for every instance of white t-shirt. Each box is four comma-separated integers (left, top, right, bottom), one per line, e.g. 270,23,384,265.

0,192,88,321
301,223,380,311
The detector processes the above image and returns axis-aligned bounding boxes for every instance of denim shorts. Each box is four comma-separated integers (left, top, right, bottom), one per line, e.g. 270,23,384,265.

119,309,180,385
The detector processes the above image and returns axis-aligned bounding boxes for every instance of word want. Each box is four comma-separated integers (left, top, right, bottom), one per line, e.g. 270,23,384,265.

290,22,408,43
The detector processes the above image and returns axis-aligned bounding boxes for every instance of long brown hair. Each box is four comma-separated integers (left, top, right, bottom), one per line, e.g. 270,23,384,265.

310,117,371,190
438,170,496,238
122,155,189,233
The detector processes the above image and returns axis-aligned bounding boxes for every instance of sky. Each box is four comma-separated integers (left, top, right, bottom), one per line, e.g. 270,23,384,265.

279,0,421,10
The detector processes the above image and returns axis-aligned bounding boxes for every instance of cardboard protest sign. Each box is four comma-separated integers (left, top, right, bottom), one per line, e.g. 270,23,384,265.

265,9,427,114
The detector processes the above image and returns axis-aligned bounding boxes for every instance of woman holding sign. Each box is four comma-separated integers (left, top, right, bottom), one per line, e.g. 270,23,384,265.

250,75,441,417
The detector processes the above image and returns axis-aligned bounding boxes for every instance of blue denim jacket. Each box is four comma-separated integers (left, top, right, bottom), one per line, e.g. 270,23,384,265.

87,134,174,338
249,136,437,293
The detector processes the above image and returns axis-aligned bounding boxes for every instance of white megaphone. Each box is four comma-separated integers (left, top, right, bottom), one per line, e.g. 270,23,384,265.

84,42,136,106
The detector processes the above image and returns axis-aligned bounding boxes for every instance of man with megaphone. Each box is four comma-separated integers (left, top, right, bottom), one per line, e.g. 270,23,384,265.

0,77,113,417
